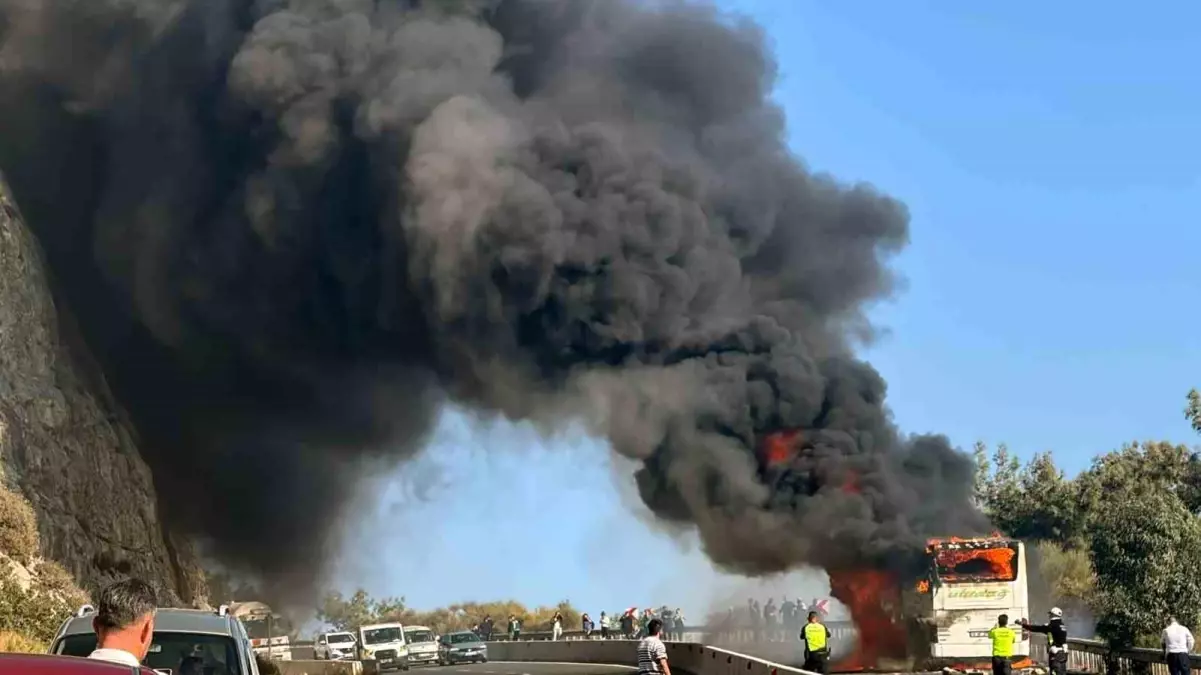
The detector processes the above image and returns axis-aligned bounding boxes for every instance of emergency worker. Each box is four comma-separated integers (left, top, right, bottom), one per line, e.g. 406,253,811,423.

988,614,1020,675
1019,607,1068,675
800,611,831,675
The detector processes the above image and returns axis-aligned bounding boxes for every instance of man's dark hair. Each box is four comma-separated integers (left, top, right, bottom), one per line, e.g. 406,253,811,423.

647,618,663,635
94,578,158,630
998,614,1008,626
808,611,819,621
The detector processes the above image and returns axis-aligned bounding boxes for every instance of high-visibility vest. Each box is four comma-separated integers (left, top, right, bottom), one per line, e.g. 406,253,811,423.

989,626,1016,657
803,622,828,651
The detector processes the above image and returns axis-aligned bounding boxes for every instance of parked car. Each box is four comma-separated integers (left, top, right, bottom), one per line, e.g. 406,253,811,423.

50,604,257,675
403,626,439,667
314,631,357,660
438,631,488,665
0,653,159,674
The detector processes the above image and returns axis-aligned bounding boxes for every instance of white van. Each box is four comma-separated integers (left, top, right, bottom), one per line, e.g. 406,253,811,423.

403,625,439,666
358,622,410,671
314,630,357,660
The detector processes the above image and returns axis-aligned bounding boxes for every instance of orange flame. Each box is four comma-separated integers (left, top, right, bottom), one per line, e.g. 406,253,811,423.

828,569,909,671
933,546,1015,582
915,579,930,593
760,429,803,466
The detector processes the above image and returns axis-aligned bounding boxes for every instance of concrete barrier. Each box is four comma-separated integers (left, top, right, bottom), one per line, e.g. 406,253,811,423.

277,659,365,675
484,640,821,675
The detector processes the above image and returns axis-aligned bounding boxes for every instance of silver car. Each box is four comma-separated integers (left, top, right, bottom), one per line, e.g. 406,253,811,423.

51,604,259,675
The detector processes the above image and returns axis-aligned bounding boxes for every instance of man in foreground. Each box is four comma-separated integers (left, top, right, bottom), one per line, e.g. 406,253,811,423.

800,611,831,674
988,614,1020,675
1162,616,1195,675
88,577,158,667
637,618,671,675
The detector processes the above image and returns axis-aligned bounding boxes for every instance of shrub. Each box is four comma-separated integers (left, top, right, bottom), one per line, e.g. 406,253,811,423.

254,654,281,675
0,630,47,653
0,486,38,564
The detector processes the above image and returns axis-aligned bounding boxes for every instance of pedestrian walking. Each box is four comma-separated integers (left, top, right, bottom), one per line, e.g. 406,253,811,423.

1019,607,1068,675
988,614,1020,675
552,612,564,641
801,611,831,675
583,613,594,638
1163,616,1195,675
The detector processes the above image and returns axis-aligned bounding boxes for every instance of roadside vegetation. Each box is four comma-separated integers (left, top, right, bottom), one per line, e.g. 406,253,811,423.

974,389,1201,648
316,590,582,634
0,482,90,651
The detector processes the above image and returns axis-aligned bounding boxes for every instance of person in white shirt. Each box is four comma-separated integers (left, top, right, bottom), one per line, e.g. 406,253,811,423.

88,577,158,667
552,612,563,641
1162,616,1195,675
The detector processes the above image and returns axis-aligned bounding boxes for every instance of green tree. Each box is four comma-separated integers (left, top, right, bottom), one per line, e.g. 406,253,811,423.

315,591,582,634
1088,490,1201,647
317,590,407,631
1187,389,1201,435
974,444,1082,542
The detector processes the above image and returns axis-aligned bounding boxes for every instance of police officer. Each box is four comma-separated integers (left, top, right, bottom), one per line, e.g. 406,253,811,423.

1019,607,1068,675
801,611,832,675
988,614,1020,675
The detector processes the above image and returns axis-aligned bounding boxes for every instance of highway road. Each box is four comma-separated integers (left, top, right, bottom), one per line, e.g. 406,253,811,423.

434,663,634,675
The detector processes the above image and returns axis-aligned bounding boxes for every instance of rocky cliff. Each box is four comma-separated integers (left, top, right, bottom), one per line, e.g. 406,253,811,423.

0,173,206,605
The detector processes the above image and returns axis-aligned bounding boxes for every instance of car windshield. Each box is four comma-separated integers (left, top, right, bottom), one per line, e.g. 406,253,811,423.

328,633,355,644
57,632,243,675
405,630,435,643
364,627,403,644
450,633,480,644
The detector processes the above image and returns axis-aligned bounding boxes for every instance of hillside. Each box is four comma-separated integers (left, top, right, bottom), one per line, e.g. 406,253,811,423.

0,173,206,605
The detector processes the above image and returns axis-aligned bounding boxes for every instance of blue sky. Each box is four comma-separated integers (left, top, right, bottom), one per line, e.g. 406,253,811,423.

336,1,1200,621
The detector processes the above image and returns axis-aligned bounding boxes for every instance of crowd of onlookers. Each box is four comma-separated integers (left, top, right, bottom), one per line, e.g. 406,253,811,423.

708,597,831,642
471,598,828,643
474,606,688,641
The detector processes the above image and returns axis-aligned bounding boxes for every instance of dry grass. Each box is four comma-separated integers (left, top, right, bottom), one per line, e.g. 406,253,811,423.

0,483,90,647
0,485,38,564
0,630,47,654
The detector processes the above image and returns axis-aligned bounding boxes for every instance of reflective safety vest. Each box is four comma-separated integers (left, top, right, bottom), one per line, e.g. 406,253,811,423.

803,622,828,651
988,626,1017,657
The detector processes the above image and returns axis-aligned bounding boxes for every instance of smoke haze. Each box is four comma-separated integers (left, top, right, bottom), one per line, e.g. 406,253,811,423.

0,0,986,599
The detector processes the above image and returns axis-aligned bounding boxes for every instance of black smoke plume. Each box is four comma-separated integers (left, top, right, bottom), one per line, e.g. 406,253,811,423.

0,0,986,599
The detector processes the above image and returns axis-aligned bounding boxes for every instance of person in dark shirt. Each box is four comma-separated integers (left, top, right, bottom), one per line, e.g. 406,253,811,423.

480,615,494,641
1019,608,1068,675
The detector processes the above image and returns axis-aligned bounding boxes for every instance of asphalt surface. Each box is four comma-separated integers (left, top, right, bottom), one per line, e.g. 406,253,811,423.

420,663,633,675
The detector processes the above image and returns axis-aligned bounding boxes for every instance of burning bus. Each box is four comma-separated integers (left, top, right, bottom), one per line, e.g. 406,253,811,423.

826,536,1030,674
909,537,1031,672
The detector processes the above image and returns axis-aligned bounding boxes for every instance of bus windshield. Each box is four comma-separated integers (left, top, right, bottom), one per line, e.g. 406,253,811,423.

933,543,1019,583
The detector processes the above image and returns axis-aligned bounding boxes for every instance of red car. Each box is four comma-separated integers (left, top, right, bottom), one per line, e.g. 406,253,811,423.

0,653,159,674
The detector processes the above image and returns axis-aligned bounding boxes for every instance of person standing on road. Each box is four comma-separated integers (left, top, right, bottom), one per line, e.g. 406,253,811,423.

988,614,1020,675
480,615,494,641
552,611,564,641
600,611,610,639
88,577,158,667
582,613,594,638
800,611,831,675
637,618,672,675
1019,607,1068,675
508,615,522,641
1162,616,1195,675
